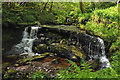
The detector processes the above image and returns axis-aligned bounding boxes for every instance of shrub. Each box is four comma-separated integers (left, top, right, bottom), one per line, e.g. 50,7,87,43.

57,59,118,78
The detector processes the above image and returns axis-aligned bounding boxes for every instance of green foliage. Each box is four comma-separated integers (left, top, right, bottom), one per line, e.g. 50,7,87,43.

2,2,116,27
33,70,47,79
85,6,119,42
94,6,118,22
4,73,9,79
27,70,47,79
38,11,56,24
57,59,118,78
110,37,120,52
111,51,120,75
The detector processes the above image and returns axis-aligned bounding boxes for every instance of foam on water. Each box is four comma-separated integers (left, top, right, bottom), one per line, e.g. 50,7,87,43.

14,26,40,57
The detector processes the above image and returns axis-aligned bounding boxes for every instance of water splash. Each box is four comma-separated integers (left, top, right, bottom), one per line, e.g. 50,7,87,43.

13,26,40,57
82,34,111,69
97,37,111,69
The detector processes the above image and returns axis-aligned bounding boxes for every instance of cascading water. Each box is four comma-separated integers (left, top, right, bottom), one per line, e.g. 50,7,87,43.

13,26,40,57
97,37,111,69
11,25,111,69
84,34,111,69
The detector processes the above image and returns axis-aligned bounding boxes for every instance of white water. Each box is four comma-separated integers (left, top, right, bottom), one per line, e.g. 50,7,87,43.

97,37,111,69
84,34,111,69
88,37,111,69
14,26,40,57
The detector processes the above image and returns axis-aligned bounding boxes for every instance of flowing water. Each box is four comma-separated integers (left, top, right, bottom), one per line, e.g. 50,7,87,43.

13,26,40,57
12,25,111,69
97,37,111,69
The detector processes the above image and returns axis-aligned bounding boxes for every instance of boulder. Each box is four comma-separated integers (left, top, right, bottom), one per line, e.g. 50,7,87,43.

33,44,48,53
33,42,85,62
21,52,52,64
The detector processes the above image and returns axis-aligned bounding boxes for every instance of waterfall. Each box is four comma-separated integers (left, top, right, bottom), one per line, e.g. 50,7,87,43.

13,26,40,57
10,25,110,69
81,34,111,69
97,37,111,69
86,36,111,69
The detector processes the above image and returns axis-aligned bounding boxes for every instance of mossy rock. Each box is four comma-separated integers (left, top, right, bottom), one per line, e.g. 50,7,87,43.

4,73,9,79
7,69,19,75
2,62,11,73
21,52,52,64
14,64,19,67
3,69,19,79
33,44,48,53
70,45,85,59
51,59,59,64
32,52,52,61
87,59,100,70
50,43,85,61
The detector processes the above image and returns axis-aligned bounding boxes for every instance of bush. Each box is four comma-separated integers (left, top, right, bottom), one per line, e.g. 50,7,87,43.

57,59,118,78
111,51,120,75
85,6,119,42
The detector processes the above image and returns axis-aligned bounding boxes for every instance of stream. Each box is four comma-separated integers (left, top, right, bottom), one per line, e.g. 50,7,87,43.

12,25,111,69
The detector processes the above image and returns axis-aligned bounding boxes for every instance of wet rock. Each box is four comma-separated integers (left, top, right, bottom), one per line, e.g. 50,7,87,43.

21,52,52,64
7,69,19,75
70,45,85,59
33,41,85,62
87,59,100,70
50,43,84,61
14,64,19,67
31,52,52,61
33,44,48,53
2,62,11,74
3,69,19,79
51,59,59,64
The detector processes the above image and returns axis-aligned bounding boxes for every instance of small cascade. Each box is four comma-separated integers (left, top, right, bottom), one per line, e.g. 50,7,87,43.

84,35,111,69
79,33,111,69
13,26,40,57
97,37,111,69
10,25,111,69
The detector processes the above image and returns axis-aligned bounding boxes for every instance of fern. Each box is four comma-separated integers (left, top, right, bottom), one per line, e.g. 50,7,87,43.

57,59,118,79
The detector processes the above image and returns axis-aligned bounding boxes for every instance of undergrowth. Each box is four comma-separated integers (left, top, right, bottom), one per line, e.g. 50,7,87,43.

57,59,119,79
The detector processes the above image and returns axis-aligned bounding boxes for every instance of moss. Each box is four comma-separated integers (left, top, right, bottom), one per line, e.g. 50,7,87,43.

79,24,85,30
72,56,77,59
22,52,52,64
7,69,19,75
14,64,19,67
3,69,19,79
4,73,9,79
2,62,11,71
22,58,30,64
51,59,59,64
50,43,85,60
70,45,85,59
32,52,52,61
34,44,48,53
42,25,47,27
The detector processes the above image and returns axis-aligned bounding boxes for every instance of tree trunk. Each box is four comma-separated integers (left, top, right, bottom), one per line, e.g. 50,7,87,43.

79,0,85,13
49,2,53,12
91,2,95,11
42,2,48,12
